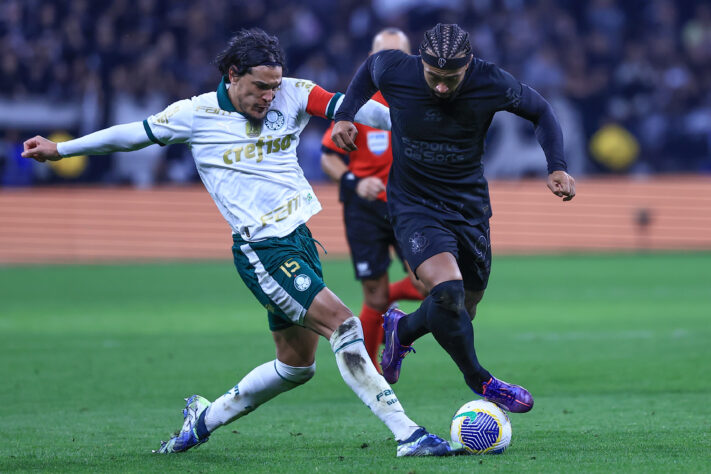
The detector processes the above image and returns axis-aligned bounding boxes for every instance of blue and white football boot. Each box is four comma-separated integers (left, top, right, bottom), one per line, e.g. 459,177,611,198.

155,395,211,453
396,427,464,457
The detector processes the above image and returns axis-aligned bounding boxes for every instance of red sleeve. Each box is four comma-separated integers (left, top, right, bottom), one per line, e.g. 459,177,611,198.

321,122,347,154
306,85,339,119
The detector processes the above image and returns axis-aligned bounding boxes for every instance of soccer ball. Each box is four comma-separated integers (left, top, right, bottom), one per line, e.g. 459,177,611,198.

450,400,512,454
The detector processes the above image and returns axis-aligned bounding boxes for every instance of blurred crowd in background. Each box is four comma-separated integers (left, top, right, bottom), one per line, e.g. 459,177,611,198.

1,0,710,187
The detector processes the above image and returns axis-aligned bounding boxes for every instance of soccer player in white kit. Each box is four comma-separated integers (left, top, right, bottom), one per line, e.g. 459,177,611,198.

22,28,460,457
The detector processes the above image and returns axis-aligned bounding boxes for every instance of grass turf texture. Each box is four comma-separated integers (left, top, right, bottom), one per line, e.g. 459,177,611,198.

1,253,709,473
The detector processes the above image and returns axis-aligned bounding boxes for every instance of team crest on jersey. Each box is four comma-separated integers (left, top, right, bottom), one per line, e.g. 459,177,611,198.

245,120,262,137
505,87,522,108
294,274,312,291
367,131,389,155
264,110,285,130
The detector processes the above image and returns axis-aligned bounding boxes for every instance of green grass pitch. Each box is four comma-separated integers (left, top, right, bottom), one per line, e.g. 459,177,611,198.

1,253,709,472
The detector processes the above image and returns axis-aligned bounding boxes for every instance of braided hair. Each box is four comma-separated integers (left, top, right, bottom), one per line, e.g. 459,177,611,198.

420,23,472,59
215,28,286,78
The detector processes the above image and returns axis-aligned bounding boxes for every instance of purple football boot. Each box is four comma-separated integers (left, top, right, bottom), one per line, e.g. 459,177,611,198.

380,305,415,384
477,376,534,413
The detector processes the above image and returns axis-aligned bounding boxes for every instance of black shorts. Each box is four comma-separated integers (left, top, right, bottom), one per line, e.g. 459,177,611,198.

390,205,491,291
343,195,404,280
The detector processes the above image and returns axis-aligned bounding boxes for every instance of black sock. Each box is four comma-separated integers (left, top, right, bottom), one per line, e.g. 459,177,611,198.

396,296,432,346
425,280,491,391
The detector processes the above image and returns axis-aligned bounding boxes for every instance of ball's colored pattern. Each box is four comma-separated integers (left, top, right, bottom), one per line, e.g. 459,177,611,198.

459,411,501,451
451,400,512,454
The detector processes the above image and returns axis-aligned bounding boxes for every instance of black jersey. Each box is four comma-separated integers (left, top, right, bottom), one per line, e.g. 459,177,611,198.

335,50,566,223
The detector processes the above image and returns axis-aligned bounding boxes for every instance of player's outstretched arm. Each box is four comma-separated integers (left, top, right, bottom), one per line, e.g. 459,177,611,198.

547,170,576,201
22,122,154,163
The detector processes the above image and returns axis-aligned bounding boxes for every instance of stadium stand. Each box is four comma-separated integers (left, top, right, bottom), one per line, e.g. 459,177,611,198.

1,0,710,187
1,1,710,263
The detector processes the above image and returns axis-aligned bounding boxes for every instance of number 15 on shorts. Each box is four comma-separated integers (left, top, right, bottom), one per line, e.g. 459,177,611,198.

280,259,301,277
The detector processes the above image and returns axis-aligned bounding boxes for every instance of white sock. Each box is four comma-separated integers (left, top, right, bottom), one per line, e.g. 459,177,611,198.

204,359,315,432
330,317,419,442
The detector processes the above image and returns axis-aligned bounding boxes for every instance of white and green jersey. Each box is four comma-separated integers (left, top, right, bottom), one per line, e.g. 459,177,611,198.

57,77,390,241
143,78,330,240
144,78,338,241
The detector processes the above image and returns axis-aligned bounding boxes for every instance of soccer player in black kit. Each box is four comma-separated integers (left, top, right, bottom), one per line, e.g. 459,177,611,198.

332,23,576,413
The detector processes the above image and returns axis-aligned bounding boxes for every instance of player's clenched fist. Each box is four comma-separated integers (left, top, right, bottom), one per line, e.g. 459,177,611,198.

356,176,386,201
331,121,359,152
547,170,576,201
21,135,61,162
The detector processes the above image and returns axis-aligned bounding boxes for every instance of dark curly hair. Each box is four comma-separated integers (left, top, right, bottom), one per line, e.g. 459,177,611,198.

215,28,286,77
420,23,472,59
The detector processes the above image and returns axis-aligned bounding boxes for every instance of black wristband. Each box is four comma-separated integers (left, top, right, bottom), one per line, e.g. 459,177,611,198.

339,172,360,202
340,171,360,191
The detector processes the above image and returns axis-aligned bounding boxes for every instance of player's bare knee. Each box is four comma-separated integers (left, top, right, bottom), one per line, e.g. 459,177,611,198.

363,292,389,312
275,359,316,385
331,316,362,341
362,284,388,311
306,289,354,336
332,303,355,325
362,279,389,312
314,305,353,337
